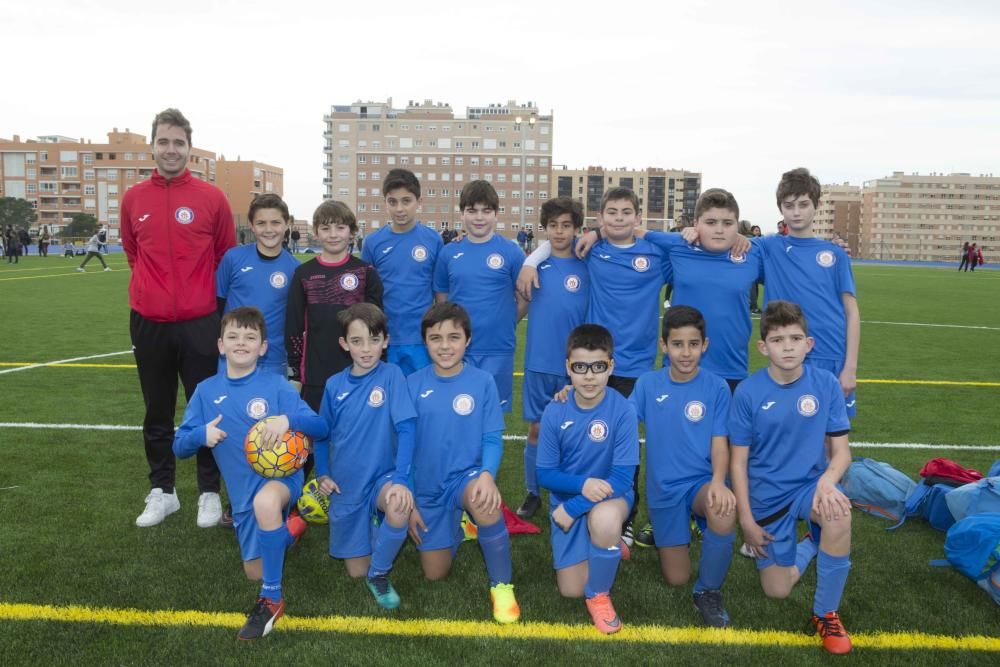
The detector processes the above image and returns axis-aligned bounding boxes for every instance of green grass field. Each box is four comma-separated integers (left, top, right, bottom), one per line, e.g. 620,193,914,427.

1,254,999,665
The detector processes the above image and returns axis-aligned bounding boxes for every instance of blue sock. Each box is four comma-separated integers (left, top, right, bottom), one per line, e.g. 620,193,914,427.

524,443,539,496
694,528,735,593
813,550,851,616
259,525,290,602
368,521,407,579
585,541,622,599
795,534,820,575
477,519,512,586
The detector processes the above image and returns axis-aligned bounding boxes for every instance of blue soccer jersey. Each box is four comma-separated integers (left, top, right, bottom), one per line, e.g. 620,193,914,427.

173,368,328,514
216,244,300,369
728,365,850,519
406,363,506,499
758,235,856,364
432,235,525,354
536,389,640,510
361,223,443,346
315,361,417,506
525,255,590,375
584,238,670,377
631,367,731,507
646,232,764,380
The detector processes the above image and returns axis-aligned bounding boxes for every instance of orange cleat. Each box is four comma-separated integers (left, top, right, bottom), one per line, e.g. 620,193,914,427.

810,611,852,655
585,593,622,634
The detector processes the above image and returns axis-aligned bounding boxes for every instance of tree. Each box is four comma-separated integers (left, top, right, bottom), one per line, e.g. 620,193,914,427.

63,213,98,238
0,197,37,229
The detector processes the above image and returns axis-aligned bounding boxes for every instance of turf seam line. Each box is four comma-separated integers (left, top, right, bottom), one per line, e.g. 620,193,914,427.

0,350,132,376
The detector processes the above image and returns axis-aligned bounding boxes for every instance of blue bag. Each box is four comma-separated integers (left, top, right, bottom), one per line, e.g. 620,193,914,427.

842,457,916,523
931,512,1000,606
988,460,1000,478
890,481,957,531
945,477,1000,522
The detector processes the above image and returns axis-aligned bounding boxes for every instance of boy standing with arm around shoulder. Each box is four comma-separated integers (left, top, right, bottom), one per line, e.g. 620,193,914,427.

313,303,417,609
406,302,520,624
729,301,853,655
536,324,639,634
172,307,329,640
362,169,444,375
631,306,736,627
516,197,590,519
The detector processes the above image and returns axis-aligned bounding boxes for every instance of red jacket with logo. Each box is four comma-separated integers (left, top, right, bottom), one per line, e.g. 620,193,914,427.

121,169,235,322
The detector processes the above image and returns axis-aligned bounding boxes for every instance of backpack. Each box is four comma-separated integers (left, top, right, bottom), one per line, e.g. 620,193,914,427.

988,460,1000,478
919,458,983,488
842,457,916,522
932,513,1000,606
893,481,956,531
945,478,1000,523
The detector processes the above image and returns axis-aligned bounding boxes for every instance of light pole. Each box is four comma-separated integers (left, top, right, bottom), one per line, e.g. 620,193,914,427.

515,113,536,239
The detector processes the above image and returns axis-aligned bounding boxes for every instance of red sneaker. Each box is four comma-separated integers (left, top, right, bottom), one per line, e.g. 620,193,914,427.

810,611,852,655
286,511,308,546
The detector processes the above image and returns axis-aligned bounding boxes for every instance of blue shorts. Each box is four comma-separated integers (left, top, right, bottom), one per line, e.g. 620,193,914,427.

522,370,569,423
414,471,479,552
754,479,828,570
550,493,634,570
388,344,431,376
328,473,392,559
466,353,514,413
234,478,302,562
649,476,713,548
805,357,856,418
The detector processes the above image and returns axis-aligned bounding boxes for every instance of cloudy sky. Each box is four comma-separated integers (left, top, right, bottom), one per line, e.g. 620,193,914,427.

3,0,999,226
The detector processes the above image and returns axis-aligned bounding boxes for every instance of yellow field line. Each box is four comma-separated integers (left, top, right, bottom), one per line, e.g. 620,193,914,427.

0,270,123,282
0,602,997,651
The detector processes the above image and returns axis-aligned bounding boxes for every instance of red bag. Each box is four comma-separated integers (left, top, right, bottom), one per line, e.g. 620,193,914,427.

919,458,984,488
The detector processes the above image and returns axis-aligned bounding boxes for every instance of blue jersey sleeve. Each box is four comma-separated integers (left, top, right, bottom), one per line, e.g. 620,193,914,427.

360,236,374,265
825,373,851,434
630,374,648,422
216,251,233,299
393,418,416,485
480,431,503,477
536,405,587,495
481,374,506,434
712,379,731,437
835,248,856,297
388,365,418,425
278,383,328,440
612,401,640,467
728,384,754,447
432,251,450,293
173,387,207,458
314,386,334,479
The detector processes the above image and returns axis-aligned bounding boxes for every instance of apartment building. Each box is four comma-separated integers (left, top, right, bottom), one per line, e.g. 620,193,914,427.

815,183,862,256
215,157,284,228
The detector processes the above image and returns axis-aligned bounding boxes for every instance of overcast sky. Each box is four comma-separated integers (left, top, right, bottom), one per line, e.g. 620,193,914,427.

3,0,999,227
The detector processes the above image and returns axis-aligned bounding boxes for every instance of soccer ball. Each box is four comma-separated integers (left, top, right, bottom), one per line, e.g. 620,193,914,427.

297,478,330,525
244,417,311,478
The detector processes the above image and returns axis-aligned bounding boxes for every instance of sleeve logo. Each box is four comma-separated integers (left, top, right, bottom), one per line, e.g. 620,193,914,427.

246,398,269,420
269,271,287,289
411,245,429,262
684,400,706,422
452,393,475,415
174,207,195,224
588,419,609,442
797,394,819,417
486,253,505,270
340,273,359,290
631,256,650,272
816,250,836,267
368,386,386,407
564,274,581,292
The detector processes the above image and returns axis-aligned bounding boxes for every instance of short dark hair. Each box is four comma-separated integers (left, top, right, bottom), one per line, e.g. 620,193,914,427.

540,197,583,229
760,300,808,339
600,187,640,213
776,167,821,209
694,188,740,221
382,168,421,199
312,200,357,234
248,193,290,223
661,305,706,341
421,301,472,340
221,306,266,340
338,303,388,338
459,180,499,211
566,324,614,359
151,108,192,146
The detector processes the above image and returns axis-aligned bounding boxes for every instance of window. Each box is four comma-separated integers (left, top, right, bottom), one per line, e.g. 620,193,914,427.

27,183,37,194
27,167,36,179
415,156,423,165
371,172,380,182
455,157,464,166
338,188,350,196
84,198,96,210
40,151,48,161
338,171,350,180
108,184,119,195
370,188,380,196
442,157,450,165
124,152,133,161
84,184,95,195
372,156,381,164
372,203,380,211
338,154,349,163
40,182,57,192
358,203,366,212
61,166,78,178
26,153,36,164
339,140,350,148
338,123,349,132
358,172,367,181
125,169,135,179
485,158,494,166
471,157,480,166
358,188,367,197
358,155,367,164
84,169,95,180
426,188,436,197
83,153,93,165
497,222,505,230
498,158,507,166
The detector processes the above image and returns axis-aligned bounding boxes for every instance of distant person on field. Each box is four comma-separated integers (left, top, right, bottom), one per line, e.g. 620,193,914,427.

122,108,236,529
968,242,979,272
958,241,970,271
290,226,300,253
749,225,763,313
76,230,110,272
39,225,51,257
19,227,32,256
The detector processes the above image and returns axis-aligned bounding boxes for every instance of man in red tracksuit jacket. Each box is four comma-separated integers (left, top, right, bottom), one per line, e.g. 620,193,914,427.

121,108,236,529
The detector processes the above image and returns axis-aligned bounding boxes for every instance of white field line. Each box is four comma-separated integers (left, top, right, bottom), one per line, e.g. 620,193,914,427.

861,320,1000,331
0,350,132,376
0,422,997,451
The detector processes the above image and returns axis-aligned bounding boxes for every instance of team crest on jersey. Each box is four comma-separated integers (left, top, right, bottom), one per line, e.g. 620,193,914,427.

816,250,836,268
411,245,429,262
684,401,706,422
631,256,650,272
269,271,287,289
564,274,581,292
246,398,269,420
588,419,609,442
340,273,359,290
453,394,475,416
729,251,747,264
797,394,819,417
368,386,386,408
486,253,505,270
174,207,194,224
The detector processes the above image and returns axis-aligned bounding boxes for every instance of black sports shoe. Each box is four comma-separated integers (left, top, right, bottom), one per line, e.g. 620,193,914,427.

635,523,655,548
693,590,731,628
621,519,635,548
516,493,541,519
237,596,285,640
219,504,234,529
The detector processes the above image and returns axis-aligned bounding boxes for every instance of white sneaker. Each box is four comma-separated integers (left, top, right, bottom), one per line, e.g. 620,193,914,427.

663,299,671,309
135,489,180,527
76,267,85,272
197,492,223,528
104,267,112,272
738,541,757,559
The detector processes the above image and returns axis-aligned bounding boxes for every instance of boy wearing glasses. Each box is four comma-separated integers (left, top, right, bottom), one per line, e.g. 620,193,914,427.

536,324,639,634
433,180,526,412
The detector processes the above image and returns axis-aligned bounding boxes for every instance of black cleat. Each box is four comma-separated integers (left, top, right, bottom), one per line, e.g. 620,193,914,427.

237,596,285,640
516,493,541,519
